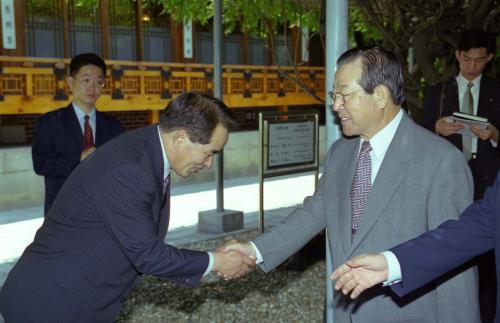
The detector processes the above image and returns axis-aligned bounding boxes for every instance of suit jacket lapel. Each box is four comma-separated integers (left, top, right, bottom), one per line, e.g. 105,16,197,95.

147,125,171,238
95,110,103,146
478,76,494,116
63,104,84,152
349,113,413,252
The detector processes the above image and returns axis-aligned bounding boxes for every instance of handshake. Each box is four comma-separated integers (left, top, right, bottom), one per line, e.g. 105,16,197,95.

212,240,257,279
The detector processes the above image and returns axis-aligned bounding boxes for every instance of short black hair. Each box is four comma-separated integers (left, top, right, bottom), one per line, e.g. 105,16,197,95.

159,92,239,144
336,47,405,105
457,28,495,54
69,53,106,77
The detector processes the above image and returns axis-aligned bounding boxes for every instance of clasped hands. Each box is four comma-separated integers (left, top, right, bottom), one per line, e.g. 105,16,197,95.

213,240,256,280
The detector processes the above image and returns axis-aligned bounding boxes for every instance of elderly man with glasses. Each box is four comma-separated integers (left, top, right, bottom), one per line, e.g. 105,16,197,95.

222,47,480,323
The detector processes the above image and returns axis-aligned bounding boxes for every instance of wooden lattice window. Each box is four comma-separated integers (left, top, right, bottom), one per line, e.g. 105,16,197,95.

223,79,228,94
170,77,186,94
284,79,296,93
250,78,264,93
190,78,207,92
2,75,26,95
33,75,55,95
230,78,245,94
145,76,162,94
121,76,140,95
267,78,279,93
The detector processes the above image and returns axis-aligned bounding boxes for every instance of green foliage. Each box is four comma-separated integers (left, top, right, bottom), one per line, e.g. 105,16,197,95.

155,0,321,37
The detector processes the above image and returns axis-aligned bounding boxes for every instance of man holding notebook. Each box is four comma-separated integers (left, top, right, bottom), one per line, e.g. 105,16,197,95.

420,28,500,322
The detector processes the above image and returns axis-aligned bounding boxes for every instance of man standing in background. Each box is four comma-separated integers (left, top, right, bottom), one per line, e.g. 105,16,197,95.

421,28,500,322
32,53,124,215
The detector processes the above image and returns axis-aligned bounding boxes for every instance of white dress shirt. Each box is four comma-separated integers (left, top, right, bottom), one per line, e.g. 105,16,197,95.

252,110,405,264
157,126,214,276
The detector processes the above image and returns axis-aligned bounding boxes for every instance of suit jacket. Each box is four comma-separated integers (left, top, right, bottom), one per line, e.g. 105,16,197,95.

422,76,500,199
32,103,124,214
0,125,209,322
390,171,500,322
253,112,480,323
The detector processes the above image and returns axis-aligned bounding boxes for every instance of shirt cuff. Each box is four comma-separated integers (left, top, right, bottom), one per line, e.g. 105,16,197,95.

204,251,214,276
249,241,264,264
381,251,402,286
491,139,498,148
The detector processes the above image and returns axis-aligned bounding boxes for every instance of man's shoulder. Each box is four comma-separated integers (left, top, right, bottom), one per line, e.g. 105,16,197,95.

425,77,455,92
409,120,461,156
39,106,71,119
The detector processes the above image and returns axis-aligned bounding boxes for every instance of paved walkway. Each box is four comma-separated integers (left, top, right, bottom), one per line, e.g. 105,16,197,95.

0,172,318,288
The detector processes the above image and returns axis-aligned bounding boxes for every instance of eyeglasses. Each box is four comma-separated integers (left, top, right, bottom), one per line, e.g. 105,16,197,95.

328,89,363,105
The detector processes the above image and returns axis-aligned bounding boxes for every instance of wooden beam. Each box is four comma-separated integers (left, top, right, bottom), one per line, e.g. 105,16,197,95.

135,0,144,61
100,0,110,59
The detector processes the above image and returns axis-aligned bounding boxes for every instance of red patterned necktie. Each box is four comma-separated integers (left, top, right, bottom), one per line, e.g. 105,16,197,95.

351,141,372,237
83,115,94,150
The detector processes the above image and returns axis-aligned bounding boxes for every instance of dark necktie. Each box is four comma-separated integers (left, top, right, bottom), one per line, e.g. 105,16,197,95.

462,82,474,160
83,115,94,150
351,141,372,237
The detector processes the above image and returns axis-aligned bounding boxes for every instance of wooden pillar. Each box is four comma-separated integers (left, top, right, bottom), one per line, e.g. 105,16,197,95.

100,0,110,59
242,32,249,65
62,0,70,58
291,26,300,64
135,0,144,61
267,37,273,65
170,19,183,62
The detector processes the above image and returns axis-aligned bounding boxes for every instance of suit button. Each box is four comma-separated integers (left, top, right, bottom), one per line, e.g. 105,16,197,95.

120,297,127,303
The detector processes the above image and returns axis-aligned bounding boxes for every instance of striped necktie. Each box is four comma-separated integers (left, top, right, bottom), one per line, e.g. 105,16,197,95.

351,141,372,237
462,82,474,160
83,115,94,150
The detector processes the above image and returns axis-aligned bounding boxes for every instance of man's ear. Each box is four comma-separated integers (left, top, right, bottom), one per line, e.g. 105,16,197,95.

172,129,188,149
486,53,494,63
67,76,74,91
373,84,390,109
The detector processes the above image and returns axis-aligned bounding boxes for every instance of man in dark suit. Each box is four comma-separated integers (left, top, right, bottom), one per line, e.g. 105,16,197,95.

421,28,500,200
32,53,124,215
420,28,500,321
331,171,500,322
0,92,255,322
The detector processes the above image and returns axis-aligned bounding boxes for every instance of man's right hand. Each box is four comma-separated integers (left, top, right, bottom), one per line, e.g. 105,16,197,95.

330,253,389,299
435,117,465,136
213,250,255,279
80,146,96,161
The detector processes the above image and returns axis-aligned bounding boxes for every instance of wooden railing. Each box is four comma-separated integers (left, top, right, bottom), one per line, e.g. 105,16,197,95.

0,56,325,117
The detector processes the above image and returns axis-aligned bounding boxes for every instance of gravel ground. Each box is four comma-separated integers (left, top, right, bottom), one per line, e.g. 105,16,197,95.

117,230,326,323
